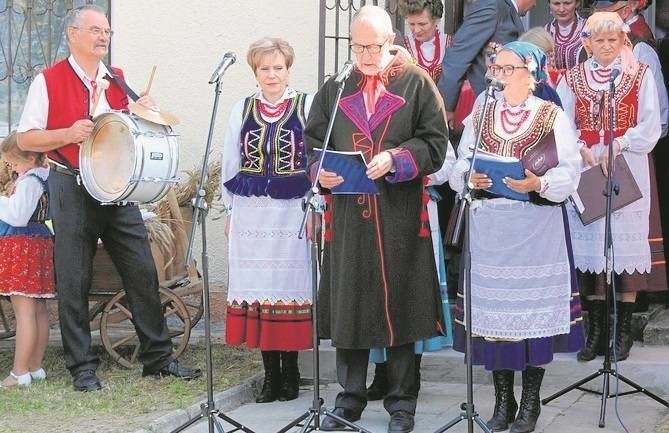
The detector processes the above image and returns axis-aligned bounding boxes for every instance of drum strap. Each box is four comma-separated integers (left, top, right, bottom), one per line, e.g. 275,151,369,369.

104,64,140,102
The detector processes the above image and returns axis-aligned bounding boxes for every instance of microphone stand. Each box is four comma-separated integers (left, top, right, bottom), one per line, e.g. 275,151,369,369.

277,75,371,433
171,72,255,433
434,84,496,433
541,71,669,426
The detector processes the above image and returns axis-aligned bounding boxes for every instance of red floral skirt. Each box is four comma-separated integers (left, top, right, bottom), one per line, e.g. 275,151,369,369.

0,235,55,298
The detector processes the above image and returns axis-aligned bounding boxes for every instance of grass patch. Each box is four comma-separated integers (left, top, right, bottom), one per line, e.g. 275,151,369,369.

0,344,261,433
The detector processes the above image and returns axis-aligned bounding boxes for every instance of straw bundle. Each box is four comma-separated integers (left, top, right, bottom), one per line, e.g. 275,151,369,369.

0,162,15,196
147,160,221,221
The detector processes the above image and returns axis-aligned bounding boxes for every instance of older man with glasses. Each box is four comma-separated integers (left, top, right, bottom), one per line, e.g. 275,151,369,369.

305,5,450,433
16,4,200,392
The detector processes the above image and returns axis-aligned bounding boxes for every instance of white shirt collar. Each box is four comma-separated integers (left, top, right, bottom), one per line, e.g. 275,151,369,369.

18,166,50,182
67,55,110,88
625,14,639,26
510,0,519,13
254,87,296,106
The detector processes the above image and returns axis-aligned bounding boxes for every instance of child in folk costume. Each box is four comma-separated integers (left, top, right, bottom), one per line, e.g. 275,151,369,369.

0,132,54,387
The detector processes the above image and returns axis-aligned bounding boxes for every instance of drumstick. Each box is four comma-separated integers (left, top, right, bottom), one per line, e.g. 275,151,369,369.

90,78,110,117
145,65,157,95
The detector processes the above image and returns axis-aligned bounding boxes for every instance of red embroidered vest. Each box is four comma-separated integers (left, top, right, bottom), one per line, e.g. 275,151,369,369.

564,63,646,147
43,59,129,168
472,100,560,159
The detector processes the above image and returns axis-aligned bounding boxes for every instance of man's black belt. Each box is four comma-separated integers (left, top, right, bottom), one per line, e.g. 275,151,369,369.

49,163,79,176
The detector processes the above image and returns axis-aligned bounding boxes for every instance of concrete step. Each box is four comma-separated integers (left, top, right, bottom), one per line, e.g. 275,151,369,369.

645,307,669,346
298,340,669,397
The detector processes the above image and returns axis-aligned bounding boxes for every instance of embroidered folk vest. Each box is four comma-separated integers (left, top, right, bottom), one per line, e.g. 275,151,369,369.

473,99,560,159
546,16,586,71
472,100,561,205
26,174,49,223
564,63,646,147
223,92,310,199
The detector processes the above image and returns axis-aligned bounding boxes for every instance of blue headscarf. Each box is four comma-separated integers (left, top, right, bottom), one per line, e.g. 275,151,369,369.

500,41,548,82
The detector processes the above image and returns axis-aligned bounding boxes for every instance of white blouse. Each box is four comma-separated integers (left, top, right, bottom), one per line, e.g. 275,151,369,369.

0,166,49,227
220,87,314,211
449,94,581,204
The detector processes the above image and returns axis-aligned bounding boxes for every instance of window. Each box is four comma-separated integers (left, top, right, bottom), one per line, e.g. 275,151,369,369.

0,0,110,137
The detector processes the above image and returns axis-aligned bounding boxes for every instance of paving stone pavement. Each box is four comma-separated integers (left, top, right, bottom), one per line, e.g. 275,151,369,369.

168,379,667,433
163,343,669,433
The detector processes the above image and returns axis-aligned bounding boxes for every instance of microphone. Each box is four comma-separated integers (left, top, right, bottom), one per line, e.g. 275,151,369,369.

334,60,355,84
485,76,506,91
610,66,622,83
208,52,236,84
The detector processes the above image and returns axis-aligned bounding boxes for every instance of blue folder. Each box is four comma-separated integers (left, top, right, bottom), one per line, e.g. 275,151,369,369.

467,152,529,201
313,148,379,195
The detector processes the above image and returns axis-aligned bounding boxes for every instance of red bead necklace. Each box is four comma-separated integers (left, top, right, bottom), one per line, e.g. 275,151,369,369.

414,29,441,71
500,105,530,135
257,99,289,118
590,67,612,84
554,18,579,44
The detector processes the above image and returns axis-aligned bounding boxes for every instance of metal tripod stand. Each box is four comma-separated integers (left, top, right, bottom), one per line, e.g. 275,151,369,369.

433,85,497,433
276,71,371,433
170,62,255,433
541,70,669,427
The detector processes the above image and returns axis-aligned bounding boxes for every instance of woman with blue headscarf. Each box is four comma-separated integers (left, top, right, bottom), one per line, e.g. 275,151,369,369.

448,41,585,433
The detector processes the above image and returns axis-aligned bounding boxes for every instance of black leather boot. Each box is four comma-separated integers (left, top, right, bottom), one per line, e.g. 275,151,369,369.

610,301,635,361
279,351,300,401
509,366,544,433
256,351,281,403
577,300,607,361
486,369,517,432
408,354,422,398
366,362,388,401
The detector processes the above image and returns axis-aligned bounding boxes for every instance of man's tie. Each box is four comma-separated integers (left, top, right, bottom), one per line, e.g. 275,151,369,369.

90,80,99,107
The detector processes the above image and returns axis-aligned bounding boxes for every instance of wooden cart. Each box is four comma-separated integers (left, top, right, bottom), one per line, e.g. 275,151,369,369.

0,191,204,368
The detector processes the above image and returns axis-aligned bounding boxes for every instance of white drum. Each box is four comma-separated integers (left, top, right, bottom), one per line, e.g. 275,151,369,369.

79,112,179,204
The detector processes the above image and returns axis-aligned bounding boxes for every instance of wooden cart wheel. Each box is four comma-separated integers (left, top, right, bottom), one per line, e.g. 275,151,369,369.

178,281,204,330
100,287,191,368
165,271,204,330
0,297,16,340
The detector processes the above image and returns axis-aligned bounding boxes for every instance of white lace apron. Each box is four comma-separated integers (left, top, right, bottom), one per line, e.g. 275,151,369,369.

466,199,572,339
227,195,312,304
567,150,651,274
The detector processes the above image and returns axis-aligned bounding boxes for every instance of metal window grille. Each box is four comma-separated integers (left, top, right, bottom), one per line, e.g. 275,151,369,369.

317,0,468,87
318,0,403,86
0,0,110,137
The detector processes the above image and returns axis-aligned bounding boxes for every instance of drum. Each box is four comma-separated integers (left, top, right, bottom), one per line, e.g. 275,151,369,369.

80,111,179,204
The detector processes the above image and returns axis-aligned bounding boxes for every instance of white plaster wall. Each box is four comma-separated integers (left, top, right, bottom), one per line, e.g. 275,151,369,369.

110,1,320,284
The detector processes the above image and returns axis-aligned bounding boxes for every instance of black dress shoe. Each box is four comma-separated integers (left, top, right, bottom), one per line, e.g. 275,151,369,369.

320,407,362,431
73,370,102,392
142,360,202,380
388,410,415,433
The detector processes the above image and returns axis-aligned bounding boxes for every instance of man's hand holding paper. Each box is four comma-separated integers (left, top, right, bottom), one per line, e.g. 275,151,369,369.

318,169,344,189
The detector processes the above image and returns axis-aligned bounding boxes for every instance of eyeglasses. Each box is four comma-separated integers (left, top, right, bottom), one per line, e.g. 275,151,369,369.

350,41,387,54
71,26,114,37
488,64,528,77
